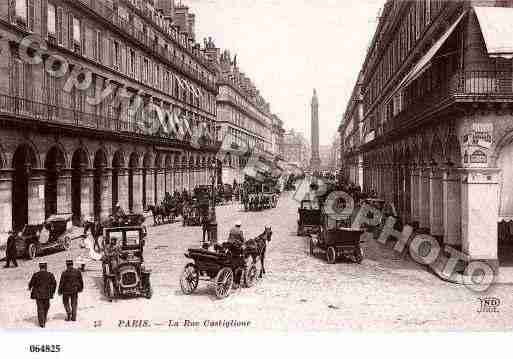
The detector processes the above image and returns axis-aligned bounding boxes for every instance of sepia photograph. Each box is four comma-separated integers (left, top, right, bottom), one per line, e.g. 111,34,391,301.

1,0,513,355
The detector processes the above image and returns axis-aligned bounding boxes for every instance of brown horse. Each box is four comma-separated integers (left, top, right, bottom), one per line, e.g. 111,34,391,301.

245,227,272,278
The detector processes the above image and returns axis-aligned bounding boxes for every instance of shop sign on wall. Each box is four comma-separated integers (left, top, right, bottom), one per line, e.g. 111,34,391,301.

462,123,493,165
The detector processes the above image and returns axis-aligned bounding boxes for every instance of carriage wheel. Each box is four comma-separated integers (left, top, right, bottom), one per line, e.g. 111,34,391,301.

180,263,199,295
244,264,258,288
326,247,336,264
354,246,364,264
214,268,234,299
62,236,71,251
309,238,315,256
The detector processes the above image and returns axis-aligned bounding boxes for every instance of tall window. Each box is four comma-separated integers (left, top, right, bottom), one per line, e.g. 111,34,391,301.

96,30,102,62
13,0,34,30
113,41,120,69
15,0,27,21
56,7,63,45
47,3,56,37
73,17,81,44
130,49,136,76
143,58,149,83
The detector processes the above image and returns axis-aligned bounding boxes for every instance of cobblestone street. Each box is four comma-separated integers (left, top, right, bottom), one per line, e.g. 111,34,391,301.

1,193,512,331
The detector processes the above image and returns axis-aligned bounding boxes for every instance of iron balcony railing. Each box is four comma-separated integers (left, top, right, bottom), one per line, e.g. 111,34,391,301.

0,94,216,146
384,70,513,133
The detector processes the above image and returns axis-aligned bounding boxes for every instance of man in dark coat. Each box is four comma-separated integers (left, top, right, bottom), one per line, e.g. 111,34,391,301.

28,262,57,328
228,221,245,248
4,230,18,268
58,259,84,322
91,218,102,252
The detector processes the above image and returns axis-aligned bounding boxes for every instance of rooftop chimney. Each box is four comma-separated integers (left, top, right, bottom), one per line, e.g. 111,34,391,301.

157,0,175,17
187,13,196,40
174,5,188,35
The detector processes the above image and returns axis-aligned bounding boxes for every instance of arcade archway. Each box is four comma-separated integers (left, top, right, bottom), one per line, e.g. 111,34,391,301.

112,150,124,210
128,153,139,212
44,146,66,219
12,144,38,230
71,148,88,224
93,149,108,219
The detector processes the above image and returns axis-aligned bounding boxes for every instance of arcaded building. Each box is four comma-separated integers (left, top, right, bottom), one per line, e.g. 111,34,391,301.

342,0,513,271
0,0,218,237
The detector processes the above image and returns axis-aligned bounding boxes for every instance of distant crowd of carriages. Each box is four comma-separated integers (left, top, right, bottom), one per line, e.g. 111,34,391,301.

240,178,280,212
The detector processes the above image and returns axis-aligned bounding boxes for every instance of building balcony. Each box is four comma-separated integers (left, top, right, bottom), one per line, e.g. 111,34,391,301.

376,70,513,139
0,93,215,148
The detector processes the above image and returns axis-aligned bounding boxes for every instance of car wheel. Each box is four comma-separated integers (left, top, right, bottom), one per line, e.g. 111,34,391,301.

27,243,37,260
309,237,315,256
62,236,71,251
326,247,336,264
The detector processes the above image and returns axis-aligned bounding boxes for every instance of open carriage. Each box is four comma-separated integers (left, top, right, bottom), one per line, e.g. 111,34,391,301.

180,243,258,299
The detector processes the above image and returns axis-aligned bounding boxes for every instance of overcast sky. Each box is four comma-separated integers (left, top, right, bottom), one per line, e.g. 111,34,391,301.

184,0,384,146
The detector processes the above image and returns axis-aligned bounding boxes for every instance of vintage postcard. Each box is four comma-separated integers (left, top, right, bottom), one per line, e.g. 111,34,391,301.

1,1,513,352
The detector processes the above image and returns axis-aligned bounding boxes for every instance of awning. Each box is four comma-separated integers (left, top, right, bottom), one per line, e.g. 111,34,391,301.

387,11,467,100
475,6,513,59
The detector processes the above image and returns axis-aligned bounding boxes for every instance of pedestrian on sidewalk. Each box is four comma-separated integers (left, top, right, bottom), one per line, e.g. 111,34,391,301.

58,259,84,322
4,230,18,268
28,262,57,328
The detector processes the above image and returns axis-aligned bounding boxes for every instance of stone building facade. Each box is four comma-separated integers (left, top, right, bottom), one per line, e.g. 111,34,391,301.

0,0,219,237
283,129,309,169
339,72,364,188
340,0,513,272
204,41,280,185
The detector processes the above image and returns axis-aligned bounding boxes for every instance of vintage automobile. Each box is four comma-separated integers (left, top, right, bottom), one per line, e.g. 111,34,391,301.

309,214,365,264
14,214,83,259
102,226,152,300
180,242,258,299
297,199,321,236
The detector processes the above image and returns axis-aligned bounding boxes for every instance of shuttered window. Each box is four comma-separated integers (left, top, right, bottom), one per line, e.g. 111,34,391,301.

56,7,63,45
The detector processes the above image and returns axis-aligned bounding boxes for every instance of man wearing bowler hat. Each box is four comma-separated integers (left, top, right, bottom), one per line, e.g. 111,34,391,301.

28,262,57,328
58,259,84,322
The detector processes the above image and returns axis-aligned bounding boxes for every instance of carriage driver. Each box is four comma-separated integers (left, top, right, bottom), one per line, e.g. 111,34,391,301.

228,221,245,248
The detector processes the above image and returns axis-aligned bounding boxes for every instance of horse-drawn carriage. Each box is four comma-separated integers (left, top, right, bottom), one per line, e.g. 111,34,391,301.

102,226,152,300
180,243,258,299
180,227,272,299
147,198,180,225
309,213,365,264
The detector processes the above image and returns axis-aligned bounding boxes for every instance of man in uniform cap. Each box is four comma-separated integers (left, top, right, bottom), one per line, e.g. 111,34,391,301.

58,259,84,322
28,262,56,328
